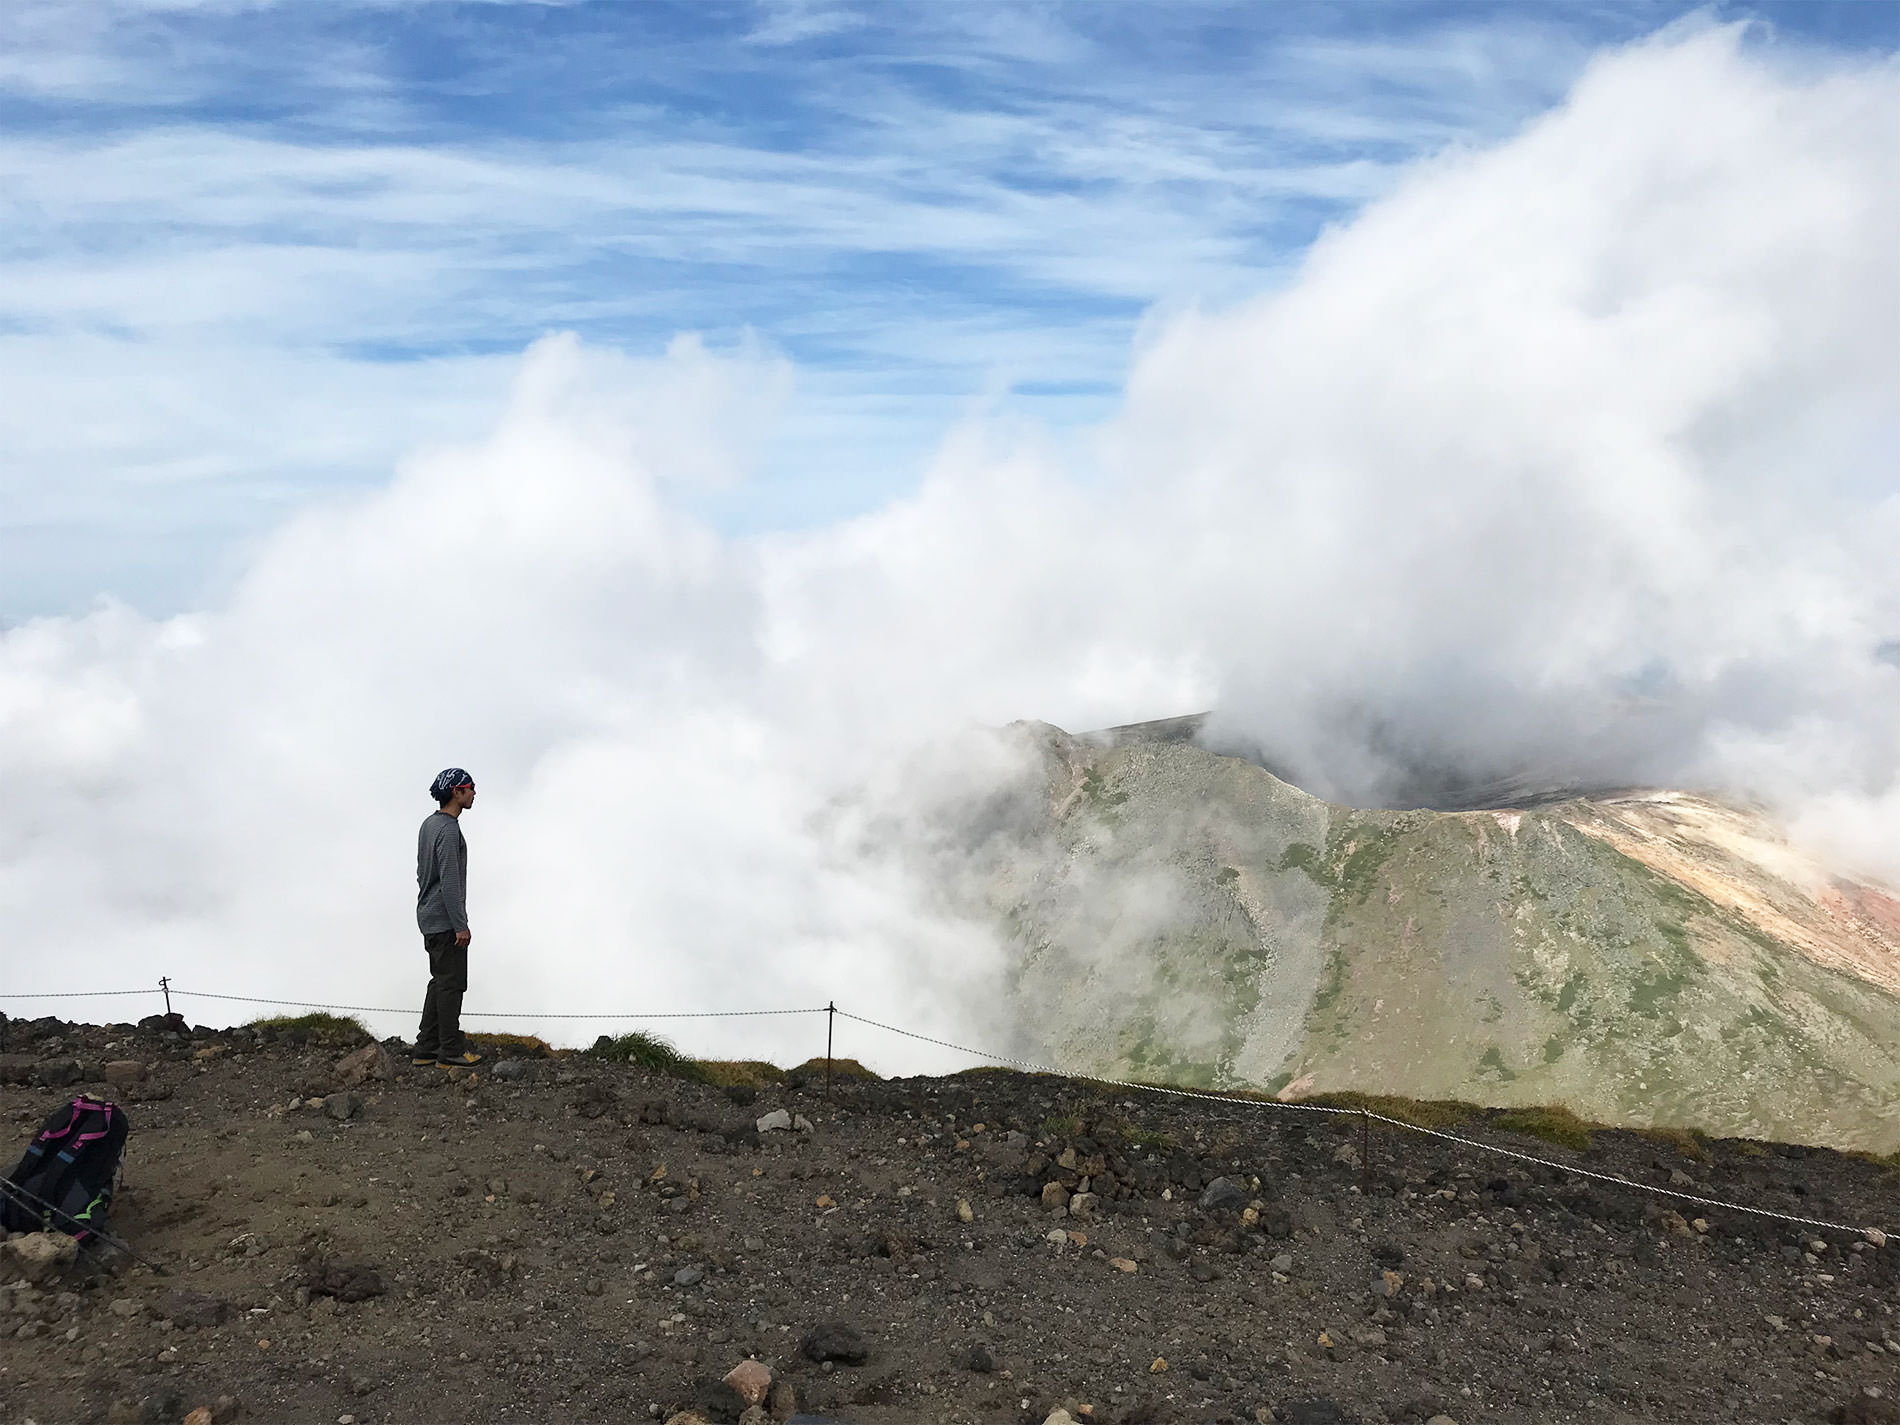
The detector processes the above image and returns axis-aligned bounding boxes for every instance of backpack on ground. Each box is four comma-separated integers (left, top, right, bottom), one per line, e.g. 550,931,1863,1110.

0,1096,129,1240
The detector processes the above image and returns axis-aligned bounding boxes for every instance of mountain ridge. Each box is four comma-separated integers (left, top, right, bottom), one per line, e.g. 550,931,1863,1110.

945,719,1900,1153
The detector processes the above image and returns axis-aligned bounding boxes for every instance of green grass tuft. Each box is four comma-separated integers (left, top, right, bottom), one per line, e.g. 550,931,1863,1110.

696,1060,788,1088
790,1056,880,1082
1639,1125,1713,1163
1302,1091,1480,1132
1491,1104,1597,1153
588,1031,707,1081
248,1012,370,1046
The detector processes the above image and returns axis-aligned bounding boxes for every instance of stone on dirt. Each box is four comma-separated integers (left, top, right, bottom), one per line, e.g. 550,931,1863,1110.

333,1043,394,1086
324,1091,362,1122
1199,1175,1249,1212
755,1108,792,1133
103,1060,148,1087
800,1320,870,1365
722,1357,771,1406
0,1231,78,1284
155,1287,235,1328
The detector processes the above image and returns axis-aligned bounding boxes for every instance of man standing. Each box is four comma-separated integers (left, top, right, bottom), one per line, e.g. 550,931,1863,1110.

415,768,485,1068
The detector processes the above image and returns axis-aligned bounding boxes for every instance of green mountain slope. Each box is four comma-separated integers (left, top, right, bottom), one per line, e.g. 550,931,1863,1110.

977,721,1900,1152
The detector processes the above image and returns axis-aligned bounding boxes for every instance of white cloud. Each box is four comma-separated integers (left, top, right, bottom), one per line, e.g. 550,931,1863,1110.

2,29,1895,1069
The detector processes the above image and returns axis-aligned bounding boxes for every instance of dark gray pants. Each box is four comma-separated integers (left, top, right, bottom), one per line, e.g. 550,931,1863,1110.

417,931,468,1057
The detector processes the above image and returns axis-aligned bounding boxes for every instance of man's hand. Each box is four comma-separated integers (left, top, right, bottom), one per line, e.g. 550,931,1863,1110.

455,928,471,947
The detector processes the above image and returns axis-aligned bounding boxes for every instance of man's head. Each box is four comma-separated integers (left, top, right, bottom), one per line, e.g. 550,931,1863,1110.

430,767,476,811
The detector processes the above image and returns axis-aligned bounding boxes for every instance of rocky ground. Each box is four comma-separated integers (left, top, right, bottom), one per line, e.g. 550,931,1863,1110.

2,1013,1898,1425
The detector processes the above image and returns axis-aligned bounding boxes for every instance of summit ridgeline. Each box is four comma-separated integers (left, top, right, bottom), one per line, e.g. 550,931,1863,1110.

950,720,1900,1154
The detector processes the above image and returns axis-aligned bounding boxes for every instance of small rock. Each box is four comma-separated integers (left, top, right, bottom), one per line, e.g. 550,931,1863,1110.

956,1198,974,1224
1425,1417,1461,1425
109,1297,142,1318
156,1287,234,1328
1068,1191,1098,1220
1668,1168,1694,1187
723,1358,771,1407
293,1130,315,1144
1199,1176,1248,1212
767,1381,797,1419
1043,1411,1077,1425
755,1109,793,1133
792,1114,814,1133
674,1264,706,1288
332,1043,394,1086
801,1320,869,1365
1039,1181,1069,1213
183,1410,213,1425
103,1060,149,1088
692,1376,749,1422
493,1060,528,1082
324,1092,361,1122
1110,1257,1139,1273
0,1232,79,1285
966,1342,996,1374
1270,1253,1294,1274
106,1399,142,1425
486,1178,508,1196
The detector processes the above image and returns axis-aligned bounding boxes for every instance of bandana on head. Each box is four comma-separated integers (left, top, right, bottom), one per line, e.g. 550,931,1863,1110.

430,768,474,801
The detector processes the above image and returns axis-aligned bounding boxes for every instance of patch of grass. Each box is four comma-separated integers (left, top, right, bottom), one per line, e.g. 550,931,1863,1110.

1079,766,1129,809
248,1012,370,1046
695,1060,787,1089
789,1056,879,1082
1332,824,1401,904
1491,1104,1596,1153
1122,1123,1176,1151
1542,1035,1565,1064
1040,1114,1082,1139
1277,842,1329,883
1844,1148,1900,1169
1302,1091,1480,1132
1216,866,1239,886
1628,970,1688,1016
1478,1045,1517,1081
1639,1126,1713,1163
1555,972,1585,1013
588,1030,708,1082
468,1032,552,1055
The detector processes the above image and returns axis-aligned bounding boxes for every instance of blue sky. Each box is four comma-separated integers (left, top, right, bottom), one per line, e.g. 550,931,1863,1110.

1,0,1893,618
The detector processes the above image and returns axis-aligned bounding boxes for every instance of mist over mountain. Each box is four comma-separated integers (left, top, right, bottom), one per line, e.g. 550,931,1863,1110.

886,717,1900,1151
0,27,1895,1085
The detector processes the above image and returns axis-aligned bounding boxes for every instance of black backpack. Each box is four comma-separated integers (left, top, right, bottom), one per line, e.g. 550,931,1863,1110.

0,1096,129,1240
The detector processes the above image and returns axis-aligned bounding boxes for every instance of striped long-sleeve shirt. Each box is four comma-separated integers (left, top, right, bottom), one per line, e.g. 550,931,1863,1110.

416,810,468,934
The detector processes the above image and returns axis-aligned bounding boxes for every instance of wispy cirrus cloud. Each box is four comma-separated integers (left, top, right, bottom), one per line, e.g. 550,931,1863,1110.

0,1,1892,616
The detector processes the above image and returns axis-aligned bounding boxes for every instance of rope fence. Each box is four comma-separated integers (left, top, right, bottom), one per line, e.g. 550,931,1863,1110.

2,983,1893,1241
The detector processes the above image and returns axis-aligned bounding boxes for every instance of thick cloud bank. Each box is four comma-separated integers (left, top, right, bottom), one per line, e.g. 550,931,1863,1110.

3,28,1895,1063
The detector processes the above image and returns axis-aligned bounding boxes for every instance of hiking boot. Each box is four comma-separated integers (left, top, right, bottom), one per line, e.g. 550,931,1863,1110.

410,1053,438,1068
437,1047,486,1067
